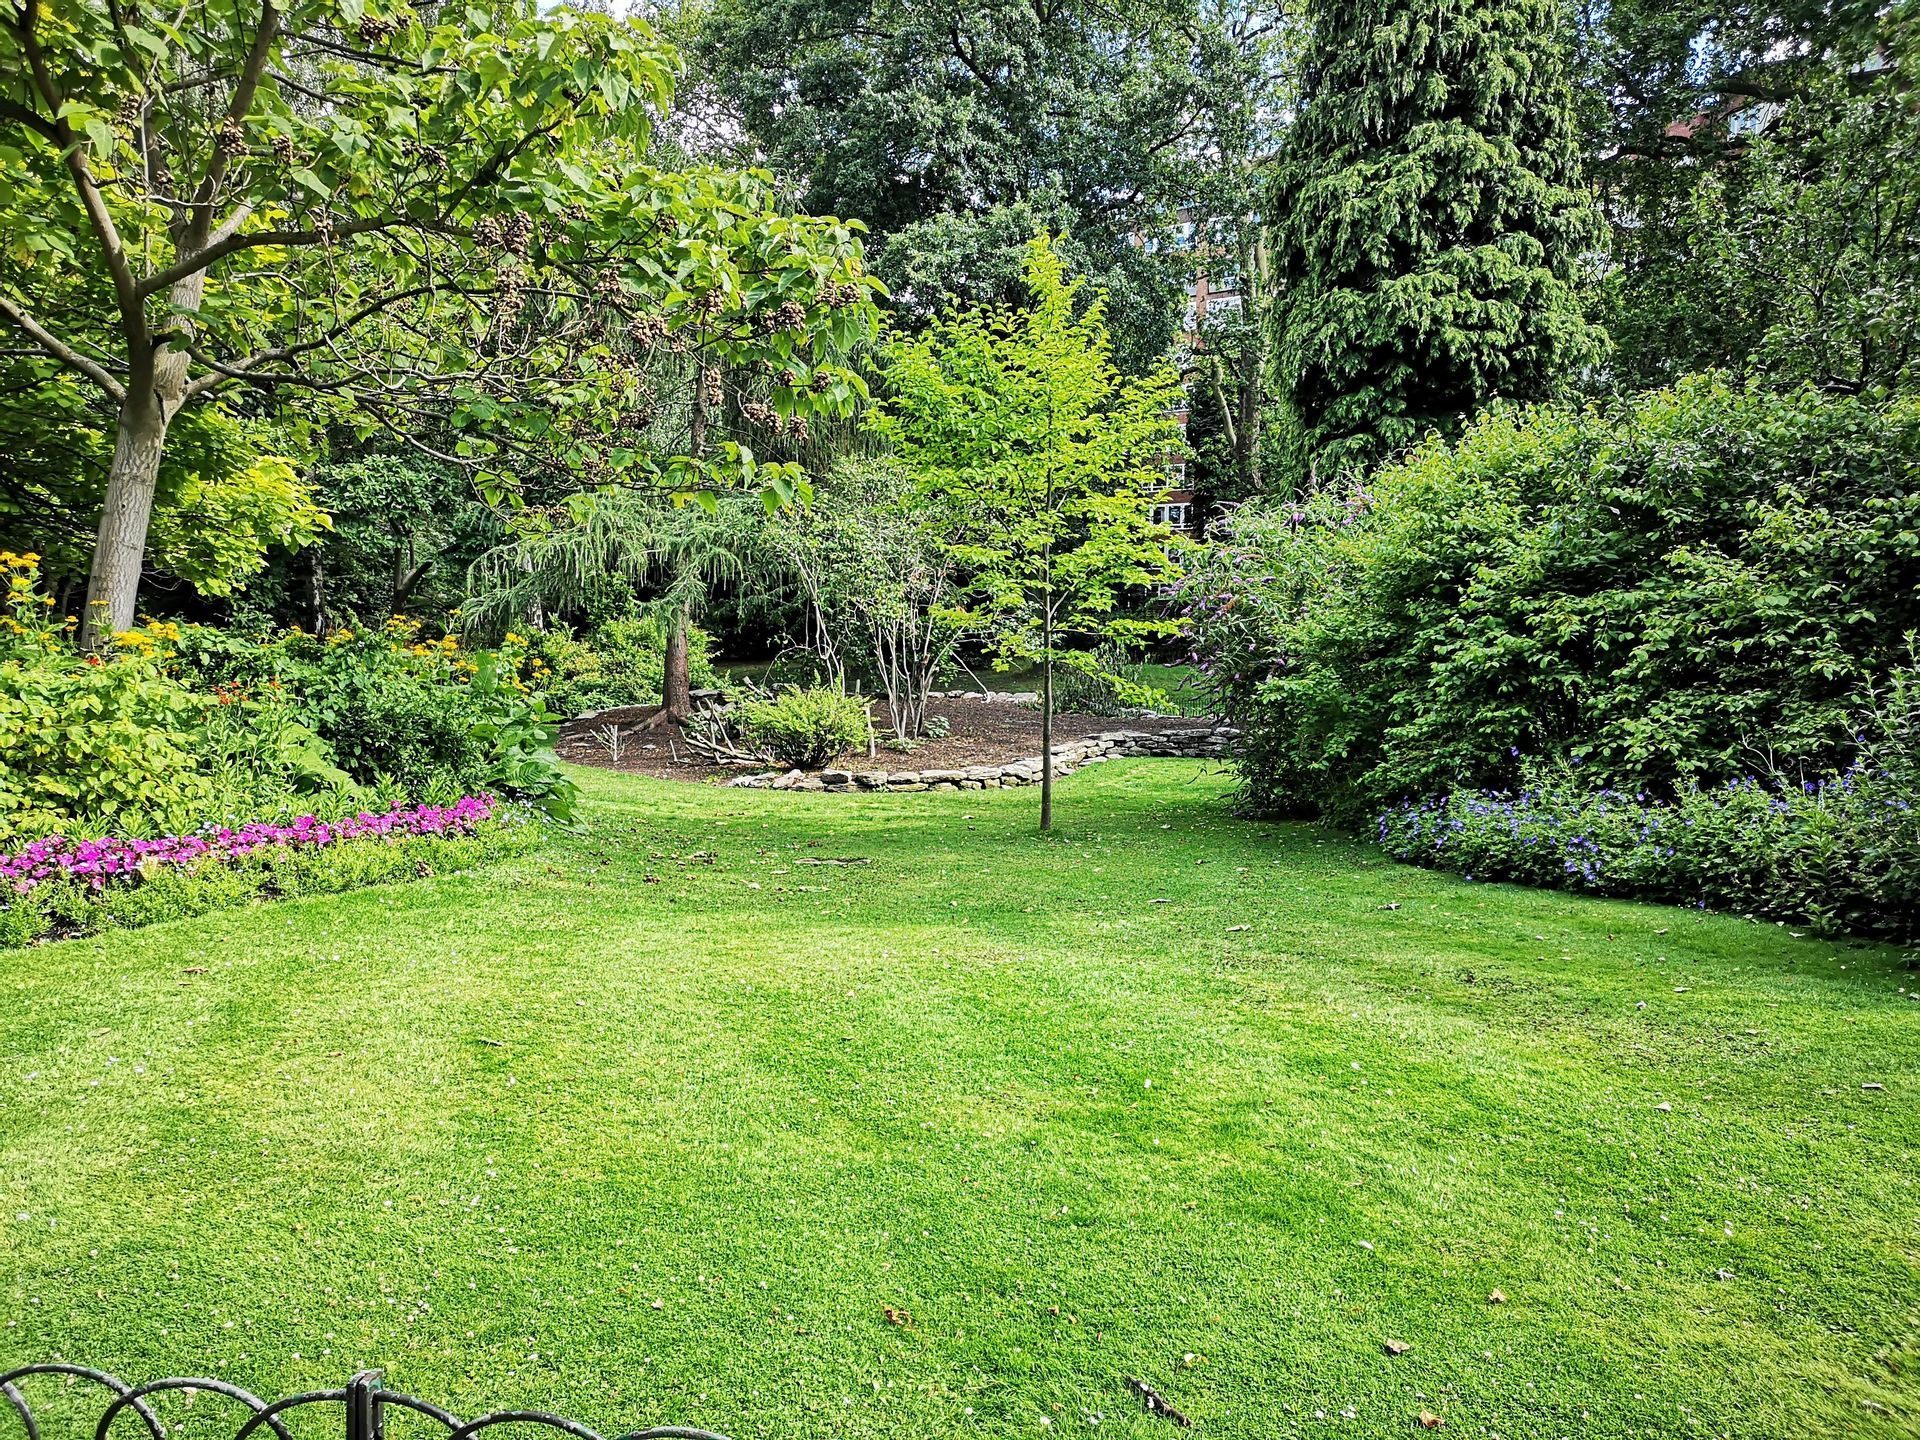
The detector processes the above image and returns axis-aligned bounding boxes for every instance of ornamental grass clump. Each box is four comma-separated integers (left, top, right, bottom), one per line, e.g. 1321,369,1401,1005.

738,686,871,769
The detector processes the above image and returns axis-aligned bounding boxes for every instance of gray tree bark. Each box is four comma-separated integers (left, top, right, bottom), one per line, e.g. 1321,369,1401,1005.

79,267,207,649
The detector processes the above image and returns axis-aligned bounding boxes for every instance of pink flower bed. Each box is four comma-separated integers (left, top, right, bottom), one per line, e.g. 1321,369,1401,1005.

1,796,498,896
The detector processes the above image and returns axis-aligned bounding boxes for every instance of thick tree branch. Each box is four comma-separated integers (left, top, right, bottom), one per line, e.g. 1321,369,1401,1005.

187,0,281,243
0,294,129,400
11,0,146,344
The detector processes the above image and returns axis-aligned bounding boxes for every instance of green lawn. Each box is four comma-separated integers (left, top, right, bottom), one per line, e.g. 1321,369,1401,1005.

2,763,1916,1440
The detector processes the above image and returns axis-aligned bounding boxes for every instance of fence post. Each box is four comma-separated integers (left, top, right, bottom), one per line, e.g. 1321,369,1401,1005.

346,1371,384,1440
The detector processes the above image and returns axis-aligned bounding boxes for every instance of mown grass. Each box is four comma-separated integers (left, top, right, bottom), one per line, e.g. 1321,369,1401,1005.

1,761,1916,1440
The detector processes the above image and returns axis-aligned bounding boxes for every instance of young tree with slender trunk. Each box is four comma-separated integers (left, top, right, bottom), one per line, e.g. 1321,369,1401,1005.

0,0,873,646
871,234,1185,830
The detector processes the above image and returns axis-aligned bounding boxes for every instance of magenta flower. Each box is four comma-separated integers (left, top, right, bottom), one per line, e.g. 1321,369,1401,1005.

0,796,498,898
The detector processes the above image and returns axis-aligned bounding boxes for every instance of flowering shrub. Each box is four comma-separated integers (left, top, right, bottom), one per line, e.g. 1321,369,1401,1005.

0,796,524,948
1378,766,1920,939
167,616,577,820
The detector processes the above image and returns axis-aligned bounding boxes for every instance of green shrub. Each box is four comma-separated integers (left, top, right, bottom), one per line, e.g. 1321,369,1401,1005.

1375,663,1920,939
1182,378,1920,822
172,618,576,820
1,561,210,841
738,686,871,769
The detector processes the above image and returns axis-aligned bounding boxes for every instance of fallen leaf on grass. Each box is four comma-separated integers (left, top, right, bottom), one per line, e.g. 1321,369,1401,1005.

181,966,208,974
1487,1289,1507,1305
1226,924,1250,933
1383,1339,1412,1356
1418,1410,1444,1430
796,856,871,867
882,1305,912,1327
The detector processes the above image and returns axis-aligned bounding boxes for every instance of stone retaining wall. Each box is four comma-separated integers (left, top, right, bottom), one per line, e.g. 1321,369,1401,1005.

729,724,1238,792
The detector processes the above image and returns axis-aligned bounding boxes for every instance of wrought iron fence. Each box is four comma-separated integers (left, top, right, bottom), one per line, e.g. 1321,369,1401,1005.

0,1367,727,1440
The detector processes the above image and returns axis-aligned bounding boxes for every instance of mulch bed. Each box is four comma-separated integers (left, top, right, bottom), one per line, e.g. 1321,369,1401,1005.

556,697,1212,784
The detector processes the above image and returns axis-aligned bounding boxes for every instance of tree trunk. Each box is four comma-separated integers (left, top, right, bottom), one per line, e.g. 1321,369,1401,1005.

663,604,692,720
307,544,328,635
1040,619,1055,832
80,256,208,649
80,397,170,648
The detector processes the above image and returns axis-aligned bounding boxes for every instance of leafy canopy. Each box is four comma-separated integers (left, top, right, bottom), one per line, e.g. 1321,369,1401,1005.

0,0,881,503
869,234,1186,667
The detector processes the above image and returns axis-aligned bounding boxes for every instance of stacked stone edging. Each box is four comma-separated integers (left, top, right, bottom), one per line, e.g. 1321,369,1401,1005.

728,724,1239,792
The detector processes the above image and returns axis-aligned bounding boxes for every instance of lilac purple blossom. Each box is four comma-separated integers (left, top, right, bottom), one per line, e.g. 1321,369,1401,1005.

2,796,498,897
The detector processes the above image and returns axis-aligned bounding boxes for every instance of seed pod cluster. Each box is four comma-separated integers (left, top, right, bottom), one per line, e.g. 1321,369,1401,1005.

216,117,247,155
700,367,723,406
627,314,668,348
822,280,864,309
694,288,728,318
271,133,297,163
494,263,527,328
593,269,626,300
739,400,778,429
356,13,402,43
765,299,807,332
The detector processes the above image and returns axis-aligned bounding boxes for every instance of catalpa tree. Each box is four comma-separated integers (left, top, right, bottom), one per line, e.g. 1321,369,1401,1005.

0,0,878,645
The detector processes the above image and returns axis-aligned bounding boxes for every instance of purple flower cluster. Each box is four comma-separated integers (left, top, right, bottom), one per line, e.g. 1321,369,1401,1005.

2,796,497,897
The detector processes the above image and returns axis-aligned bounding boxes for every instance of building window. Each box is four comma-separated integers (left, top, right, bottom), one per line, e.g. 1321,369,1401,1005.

1152,502,1190,530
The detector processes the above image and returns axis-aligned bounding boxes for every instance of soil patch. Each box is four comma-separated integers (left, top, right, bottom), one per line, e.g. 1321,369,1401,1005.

556,696,1215,783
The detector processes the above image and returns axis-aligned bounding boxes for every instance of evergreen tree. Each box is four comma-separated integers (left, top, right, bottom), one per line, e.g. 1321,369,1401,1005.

1269,0,1605,487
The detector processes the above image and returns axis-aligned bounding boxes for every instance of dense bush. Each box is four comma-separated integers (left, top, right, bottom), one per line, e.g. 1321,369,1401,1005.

170,618,576,820
0,555,342,841
738,686,872,769
1,557,575,839
1182,378,1920,823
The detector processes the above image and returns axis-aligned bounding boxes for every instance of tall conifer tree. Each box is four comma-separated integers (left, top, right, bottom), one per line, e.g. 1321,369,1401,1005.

1269,0,1604,487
